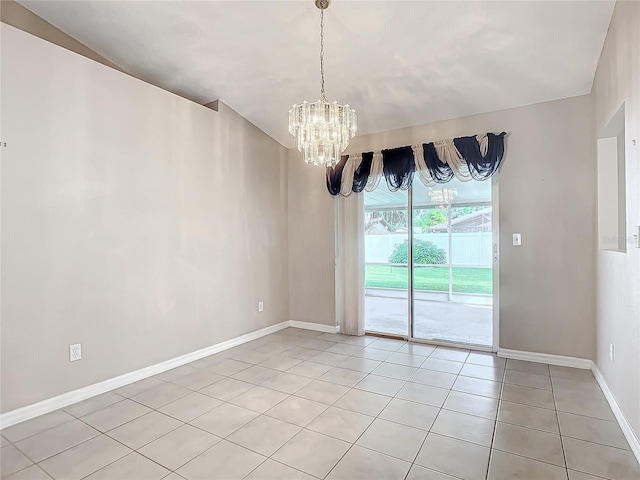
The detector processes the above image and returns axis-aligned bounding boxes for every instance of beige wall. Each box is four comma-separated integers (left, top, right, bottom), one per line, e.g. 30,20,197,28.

290,95,597,358
1,24,289,413
287,151,337,326
593,0,640,443
3,1,630,428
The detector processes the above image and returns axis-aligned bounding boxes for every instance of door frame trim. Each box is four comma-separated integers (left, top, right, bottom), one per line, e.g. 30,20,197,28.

364,182,499,352
407,184,414,339
491,175,500,352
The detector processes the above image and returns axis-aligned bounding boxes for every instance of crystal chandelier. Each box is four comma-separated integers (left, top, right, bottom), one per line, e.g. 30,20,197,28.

288,0,357,167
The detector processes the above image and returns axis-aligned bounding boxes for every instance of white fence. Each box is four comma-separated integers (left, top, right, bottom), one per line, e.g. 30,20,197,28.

365,232,492,266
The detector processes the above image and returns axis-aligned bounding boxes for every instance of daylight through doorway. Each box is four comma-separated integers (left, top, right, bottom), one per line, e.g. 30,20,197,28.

364,178,494,348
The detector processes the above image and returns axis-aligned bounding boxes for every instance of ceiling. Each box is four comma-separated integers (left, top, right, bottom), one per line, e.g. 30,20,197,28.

18,1,614,148
364,177,492,210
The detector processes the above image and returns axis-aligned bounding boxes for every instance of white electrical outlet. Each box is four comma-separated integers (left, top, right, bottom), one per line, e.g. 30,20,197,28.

258,302,264,312
513,233,522,246
609,343,614,362
70,344,82,362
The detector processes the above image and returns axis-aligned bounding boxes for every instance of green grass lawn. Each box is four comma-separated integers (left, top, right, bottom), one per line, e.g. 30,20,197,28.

365,265,492,294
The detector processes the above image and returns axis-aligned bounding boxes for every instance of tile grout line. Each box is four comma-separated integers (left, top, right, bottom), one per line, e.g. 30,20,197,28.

73,403,189,478
316,343,414,480
550,364,572,480
5,331,634,480
494,363,582,475
257,338,407,478
7,338,456,479
21,371,261,477
6,372,589,478
483,360,508,479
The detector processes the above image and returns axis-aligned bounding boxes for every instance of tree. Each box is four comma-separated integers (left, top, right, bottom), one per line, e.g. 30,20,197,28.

451,206,485,219
416,209,446,228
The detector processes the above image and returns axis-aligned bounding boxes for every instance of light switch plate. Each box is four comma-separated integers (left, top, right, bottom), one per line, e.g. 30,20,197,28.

513,233,522,246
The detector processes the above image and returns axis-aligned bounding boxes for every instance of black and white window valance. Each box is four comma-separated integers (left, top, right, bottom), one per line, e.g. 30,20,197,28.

326,132,506,196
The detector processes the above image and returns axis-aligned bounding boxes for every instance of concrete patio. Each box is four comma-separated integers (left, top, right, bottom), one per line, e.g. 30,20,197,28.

365,288,493,347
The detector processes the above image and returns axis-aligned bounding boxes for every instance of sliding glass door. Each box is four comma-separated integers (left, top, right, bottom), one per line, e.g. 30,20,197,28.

364,179,495,347
364,189,409,337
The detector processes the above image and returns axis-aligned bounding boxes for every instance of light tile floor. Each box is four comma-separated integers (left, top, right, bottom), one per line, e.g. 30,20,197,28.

2,328,639,480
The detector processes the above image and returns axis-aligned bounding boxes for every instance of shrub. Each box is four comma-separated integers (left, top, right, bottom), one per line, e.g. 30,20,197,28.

389,239,447,265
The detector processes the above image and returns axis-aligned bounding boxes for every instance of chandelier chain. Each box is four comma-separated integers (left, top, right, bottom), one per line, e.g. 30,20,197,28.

320,7,327,102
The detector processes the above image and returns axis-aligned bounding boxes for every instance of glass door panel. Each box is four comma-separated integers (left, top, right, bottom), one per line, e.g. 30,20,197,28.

364,189,409,336
411,179,493,346
363,178,495,347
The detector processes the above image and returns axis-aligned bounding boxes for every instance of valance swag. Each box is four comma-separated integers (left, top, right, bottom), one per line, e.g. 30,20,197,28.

326,132,507,196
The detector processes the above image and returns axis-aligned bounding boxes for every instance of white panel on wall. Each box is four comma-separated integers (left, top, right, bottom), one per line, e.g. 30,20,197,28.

597,103,627,252
597,137,621,250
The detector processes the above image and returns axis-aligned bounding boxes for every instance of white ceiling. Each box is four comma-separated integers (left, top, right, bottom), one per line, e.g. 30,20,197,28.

19,1,614,148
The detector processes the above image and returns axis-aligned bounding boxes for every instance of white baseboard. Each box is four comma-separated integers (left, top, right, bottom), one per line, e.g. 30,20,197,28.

592,364,640,464
497,348,592,369
289,320,340,333
0,321,290,429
